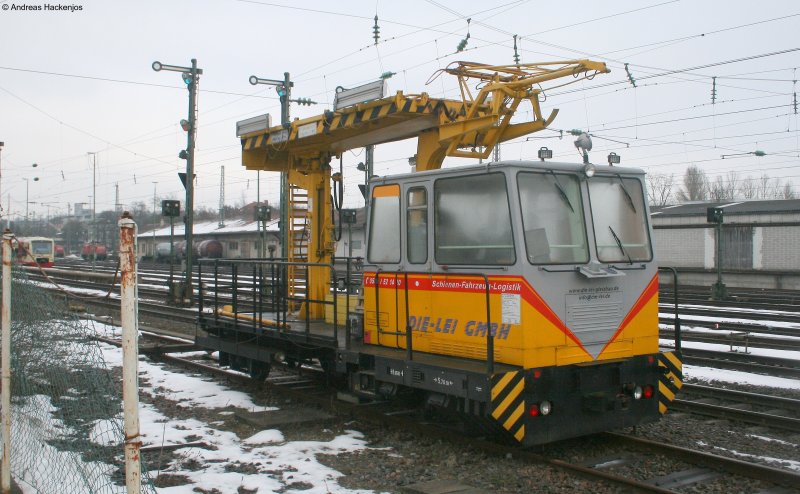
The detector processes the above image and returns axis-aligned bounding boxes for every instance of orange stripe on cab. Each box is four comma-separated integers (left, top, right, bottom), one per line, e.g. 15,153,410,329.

598,273,659,356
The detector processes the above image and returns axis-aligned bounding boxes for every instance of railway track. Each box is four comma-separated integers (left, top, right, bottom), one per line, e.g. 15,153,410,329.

95,326,800,494
599,432,800,491
660,285,800,309
679,347,800,379
660,294,800,313
24,265,800,381
660,316,800,338
659,328,800,352
59,257,799,493
672,383,800,433
660,303,800,324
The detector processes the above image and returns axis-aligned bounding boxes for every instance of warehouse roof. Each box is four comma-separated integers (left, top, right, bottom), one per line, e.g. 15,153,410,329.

651,199,800,217
138,218,280,239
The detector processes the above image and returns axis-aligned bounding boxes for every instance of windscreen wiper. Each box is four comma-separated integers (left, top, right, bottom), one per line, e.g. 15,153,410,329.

608,225,633,264
616,174,637,213
550,170,575,213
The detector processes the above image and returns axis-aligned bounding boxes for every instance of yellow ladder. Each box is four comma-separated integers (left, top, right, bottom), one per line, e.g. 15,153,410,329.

287,185,309,306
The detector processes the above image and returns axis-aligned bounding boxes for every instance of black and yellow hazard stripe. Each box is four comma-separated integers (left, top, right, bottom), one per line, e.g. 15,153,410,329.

657,351,683,414
243,134,269,151
325,98,433,130
242,95,460,151
491,371,526,442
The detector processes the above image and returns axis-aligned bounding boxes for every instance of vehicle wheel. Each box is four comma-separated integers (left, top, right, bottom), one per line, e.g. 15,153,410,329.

249,360,271,380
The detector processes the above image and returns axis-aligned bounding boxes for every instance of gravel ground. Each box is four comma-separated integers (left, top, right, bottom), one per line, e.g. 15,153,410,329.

138,365,800,494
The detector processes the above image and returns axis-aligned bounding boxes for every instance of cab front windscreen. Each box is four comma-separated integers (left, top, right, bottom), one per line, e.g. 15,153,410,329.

588,176,652,263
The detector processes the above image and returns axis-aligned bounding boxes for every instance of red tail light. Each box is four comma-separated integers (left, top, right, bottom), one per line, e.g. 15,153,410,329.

529,401,552,417
643,385,654,399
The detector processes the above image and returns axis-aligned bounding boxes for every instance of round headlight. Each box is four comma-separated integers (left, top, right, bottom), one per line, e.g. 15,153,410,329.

583,163,596,178
540,400,552,416
633,386,643,400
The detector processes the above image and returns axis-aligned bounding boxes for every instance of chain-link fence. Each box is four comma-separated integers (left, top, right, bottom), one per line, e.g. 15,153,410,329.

2,260,155,493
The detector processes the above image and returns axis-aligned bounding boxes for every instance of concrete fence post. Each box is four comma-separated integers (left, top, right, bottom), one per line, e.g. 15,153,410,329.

119,213,141,493
1,230,12,493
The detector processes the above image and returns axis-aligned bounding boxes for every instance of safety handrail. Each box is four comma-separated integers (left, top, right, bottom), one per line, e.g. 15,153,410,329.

197,257,358,348
365,266,495,375
658,267,682,353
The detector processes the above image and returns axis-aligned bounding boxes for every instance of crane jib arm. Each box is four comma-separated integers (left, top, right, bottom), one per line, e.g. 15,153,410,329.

241,93,468,172
239,59,609,173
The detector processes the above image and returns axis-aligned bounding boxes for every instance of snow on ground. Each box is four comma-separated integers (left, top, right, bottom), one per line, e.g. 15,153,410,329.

24,278,189,307
682,364,800,390
659,336,800,390
669,324,800,342
136,404,377,494
697,441,800,472
660,335,800,361
659,310,800,329
664,303,800,318
11,302,797,492
13,319,386,494
99,331,272,411
13,395,120,494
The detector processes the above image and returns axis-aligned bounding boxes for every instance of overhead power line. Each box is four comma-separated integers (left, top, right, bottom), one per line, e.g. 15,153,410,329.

0,66,274,99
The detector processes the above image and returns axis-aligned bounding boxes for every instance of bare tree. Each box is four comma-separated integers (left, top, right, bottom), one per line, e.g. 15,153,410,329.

646,173,674,206
708,175,731,202
781,181,796,199
739,176,757,199
756,173,780,199
676,165,708,202
724,171,740,199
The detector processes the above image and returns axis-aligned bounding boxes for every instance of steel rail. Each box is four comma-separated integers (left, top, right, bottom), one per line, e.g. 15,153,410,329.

669,399,800,432
681,383,800,408
659,329,800,351
605,433,800,489
681,348,800,379
659,317,800,338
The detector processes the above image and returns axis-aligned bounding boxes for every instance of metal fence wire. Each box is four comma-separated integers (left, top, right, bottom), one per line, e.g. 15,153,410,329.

2,265,156,493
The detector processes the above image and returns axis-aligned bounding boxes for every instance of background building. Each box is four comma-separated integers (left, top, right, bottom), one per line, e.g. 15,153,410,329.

652,199,800,289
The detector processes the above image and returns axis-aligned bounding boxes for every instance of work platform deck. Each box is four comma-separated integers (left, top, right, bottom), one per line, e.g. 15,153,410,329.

197,309,517,384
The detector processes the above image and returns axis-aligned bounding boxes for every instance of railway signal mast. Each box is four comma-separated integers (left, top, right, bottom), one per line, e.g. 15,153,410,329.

248,72,317,263
152,59,202,306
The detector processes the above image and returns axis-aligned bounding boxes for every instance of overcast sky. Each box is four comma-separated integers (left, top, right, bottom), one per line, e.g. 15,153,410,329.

1,0,799,222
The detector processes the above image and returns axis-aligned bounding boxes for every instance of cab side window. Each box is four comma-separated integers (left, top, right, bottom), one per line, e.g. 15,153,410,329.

406,188,428,264
434,173,515,265
368,184,401,263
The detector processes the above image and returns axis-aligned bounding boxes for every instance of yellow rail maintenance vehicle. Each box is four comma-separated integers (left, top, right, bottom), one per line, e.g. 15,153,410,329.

361,160,682,444
198,60,683,446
